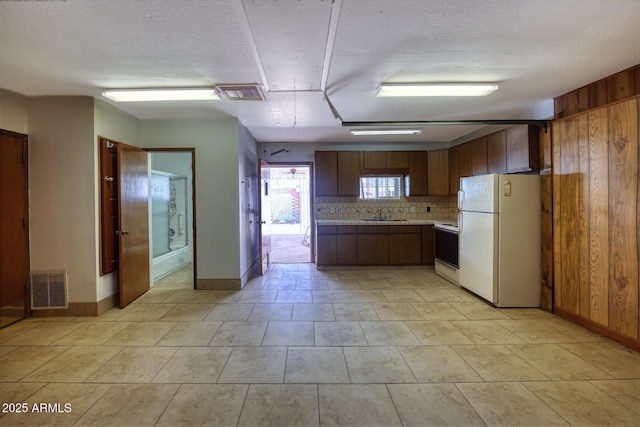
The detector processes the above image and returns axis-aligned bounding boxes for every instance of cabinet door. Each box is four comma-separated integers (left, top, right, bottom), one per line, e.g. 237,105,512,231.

362,151,386,169
471,137,488,175
408,151,429,196
449,145,460,195
487,130,507,173
506,124,540,172
386,151,409,168
458,142,472,178
427,149,449,195
357,234,388,265
337,151,361,196
389,233,421,265
315,152,337,196
316,234,337,265
421,225,435,265
336,234,357,265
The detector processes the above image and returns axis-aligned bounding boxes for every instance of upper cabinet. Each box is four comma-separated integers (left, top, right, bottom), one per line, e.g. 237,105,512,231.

486,130,507,173
448,145,460,195
315,151,338,196
470,137,488,176
427,149,449,196
315,151,361,197
408,151,429,196
337,151,361,196
362,151,409,170
505,124,540,173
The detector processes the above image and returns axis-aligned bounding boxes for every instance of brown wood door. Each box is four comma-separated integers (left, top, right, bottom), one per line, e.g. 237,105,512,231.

260,161,272,274
0,130,30,326
117,143,150,308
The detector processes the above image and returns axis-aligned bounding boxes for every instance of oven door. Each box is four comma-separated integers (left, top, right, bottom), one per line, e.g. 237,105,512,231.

434,227,459,269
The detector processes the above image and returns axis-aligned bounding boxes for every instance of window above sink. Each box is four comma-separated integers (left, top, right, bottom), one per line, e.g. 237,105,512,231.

359,175,404,200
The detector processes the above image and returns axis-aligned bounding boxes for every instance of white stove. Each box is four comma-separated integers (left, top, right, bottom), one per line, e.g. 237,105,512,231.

434,222,459,286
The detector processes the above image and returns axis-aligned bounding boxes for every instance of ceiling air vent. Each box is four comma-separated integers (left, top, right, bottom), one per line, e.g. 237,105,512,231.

217,84,264,101
30,270,68,310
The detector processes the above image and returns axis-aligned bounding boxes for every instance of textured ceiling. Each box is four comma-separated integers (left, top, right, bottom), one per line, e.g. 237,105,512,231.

1,0,639,144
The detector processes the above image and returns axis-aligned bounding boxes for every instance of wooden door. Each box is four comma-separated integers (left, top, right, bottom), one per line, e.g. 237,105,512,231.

260,161,272,274
117,143,150,308
0,130,30,327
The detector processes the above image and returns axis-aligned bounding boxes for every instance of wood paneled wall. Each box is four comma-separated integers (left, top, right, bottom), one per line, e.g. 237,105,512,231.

551,96,639,349
554,65,640,118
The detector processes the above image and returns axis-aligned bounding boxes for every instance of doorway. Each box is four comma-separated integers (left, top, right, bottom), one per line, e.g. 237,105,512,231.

266,164,312,263
0,130,30,327
146,149,196,290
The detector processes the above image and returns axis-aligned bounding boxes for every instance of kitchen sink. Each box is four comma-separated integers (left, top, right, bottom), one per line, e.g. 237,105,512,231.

361,218,407,222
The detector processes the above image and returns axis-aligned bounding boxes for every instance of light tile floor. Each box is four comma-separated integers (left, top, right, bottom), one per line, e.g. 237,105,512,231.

0,263,639,426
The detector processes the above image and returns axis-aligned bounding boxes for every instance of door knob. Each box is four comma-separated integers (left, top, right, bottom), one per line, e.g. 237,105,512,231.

116,230,130,236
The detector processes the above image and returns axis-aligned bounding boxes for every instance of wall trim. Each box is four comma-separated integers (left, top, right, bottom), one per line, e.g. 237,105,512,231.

197,278,241,290
30,294,118,317
554,307,640,352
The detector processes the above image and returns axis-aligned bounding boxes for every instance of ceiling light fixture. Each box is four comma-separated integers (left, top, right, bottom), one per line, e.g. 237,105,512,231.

102,87,220,102
377,83,498,97
350,129,422,136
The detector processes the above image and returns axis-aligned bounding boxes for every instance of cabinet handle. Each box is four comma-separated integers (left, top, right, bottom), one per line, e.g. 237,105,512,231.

104,176,114,182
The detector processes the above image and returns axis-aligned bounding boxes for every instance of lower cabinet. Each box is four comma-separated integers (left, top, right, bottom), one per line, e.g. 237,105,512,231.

317,224,432,266
421,225,435,265
356,225,388,265
389,226,421,265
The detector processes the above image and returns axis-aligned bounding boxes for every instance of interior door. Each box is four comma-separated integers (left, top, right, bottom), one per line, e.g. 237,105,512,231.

118,143,150,307
0,130,30,327
260,161,272,274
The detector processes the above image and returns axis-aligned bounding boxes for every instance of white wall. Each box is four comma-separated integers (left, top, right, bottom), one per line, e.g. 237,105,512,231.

238,123,260,285
29,96,98,302
0,89,29,134
93,99,141,300
141,119,242,281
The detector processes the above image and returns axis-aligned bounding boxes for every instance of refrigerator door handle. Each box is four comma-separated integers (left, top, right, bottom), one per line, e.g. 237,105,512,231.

458,212,463,248
458,189,464,210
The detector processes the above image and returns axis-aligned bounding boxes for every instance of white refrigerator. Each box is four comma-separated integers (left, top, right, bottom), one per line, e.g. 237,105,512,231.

458,173,541,307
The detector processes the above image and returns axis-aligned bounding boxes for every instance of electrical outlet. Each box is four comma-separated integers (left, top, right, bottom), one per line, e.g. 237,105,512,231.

356,208,361,213
336,207,342,213
426,206,431,212
330,207,335,213
411,206,416,213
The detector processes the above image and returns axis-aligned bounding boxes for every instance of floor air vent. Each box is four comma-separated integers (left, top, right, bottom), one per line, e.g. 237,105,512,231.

30,270,68,309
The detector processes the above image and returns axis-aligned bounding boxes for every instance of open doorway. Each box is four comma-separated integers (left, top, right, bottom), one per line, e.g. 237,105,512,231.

146,149,196,290
268,164,312,263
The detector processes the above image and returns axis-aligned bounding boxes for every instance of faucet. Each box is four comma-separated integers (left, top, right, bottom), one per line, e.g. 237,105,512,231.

376,207,383,220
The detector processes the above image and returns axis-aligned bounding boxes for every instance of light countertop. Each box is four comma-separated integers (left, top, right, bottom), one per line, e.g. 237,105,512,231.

316,218,457,226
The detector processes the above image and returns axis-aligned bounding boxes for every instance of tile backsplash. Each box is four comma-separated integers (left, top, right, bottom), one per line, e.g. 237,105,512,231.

315,196,458,220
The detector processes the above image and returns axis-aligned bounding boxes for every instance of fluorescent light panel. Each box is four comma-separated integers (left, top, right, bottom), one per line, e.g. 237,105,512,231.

350,129,422,136
377,83,498,97
102,88,220,102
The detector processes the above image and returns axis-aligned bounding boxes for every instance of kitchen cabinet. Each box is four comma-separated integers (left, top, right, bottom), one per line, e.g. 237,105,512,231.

457,142,473,178
362,151,409,170
470,137,488,175
388,226,421,265
486,130,507,173
408,151,429,196
337,151,361,196
427,149,449,195
448,144,460,195
315,151,337,196
336,226,357,265
505,124,540,173
316,225,357,265
421,225,435,265
357,225,388,265
362,151,386,169
314,151,360,196
316,225,337,265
